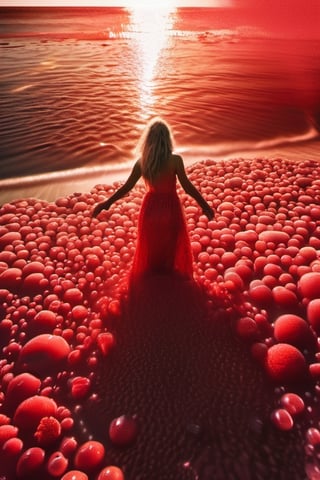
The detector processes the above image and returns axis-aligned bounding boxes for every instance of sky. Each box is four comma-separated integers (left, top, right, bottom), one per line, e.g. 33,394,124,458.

0,0,231,6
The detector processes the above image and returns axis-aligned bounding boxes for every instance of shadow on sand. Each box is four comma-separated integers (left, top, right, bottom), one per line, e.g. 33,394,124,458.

82,274,306,480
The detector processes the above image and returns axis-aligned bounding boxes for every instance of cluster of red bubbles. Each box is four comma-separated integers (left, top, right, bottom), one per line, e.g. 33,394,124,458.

1,157,320,478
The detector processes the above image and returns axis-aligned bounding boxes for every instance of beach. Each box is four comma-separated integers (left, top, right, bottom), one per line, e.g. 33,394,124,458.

1,6,320,479
1,156,320,478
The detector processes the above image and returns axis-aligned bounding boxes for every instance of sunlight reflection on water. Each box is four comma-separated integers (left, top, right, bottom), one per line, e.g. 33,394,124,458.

128,7,176,117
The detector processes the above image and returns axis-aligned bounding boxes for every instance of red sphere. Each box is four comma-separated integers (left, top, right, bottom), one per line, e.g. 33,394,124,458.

70,376,91,400
271,408,293,431
31,310,57,334
0,425,18,446
61,471,88,480
109,414,138,446
236,317,260,342
307,299,320,334
16,447,45,478
265,343,307,384
273,314,315,349
299,272,320,299
18,334,70,375
272,286,298,309
47,451,68,477
97,466,125,480
5,373,41,412
280,393,305,416
249,284,272,307
74,441,105,472
13,395,57,432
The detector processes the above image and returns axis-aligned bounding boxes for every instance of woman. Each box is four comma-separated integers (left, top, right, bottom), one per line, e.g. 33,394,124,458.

93,119,213,279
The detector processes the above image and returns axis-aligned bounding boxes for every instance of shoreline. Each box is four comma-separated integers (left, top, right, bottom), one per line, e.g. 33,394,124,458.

1,140,319,205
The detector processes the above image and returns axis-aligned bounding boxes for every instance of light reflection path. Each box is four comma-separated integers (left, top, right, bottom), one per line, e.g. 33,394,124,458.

128,6,175,119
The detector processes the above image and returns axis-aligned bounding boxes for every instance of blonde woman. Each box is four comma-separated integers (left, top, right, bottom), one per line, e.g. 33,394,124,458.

93,119,213,279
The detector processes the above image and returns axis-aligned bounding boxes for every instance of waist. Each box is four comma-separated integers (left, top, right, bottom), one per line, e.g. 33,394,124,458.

146,187,178,195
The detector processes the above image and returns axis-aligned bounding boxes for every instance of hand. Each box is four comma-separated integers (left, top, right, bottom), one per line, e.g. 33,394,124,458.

203,205,214,220
92,201,107,218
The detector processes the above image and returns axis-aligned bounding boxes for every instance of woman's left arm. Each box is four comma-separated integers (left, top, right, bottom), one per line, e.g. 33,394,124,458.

92,160,142,217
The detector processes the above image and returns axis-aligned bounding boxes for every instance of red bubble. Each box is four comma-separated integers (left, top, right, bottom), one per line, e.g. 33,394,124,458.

234,263,252,283
97,466,125,480
34,416,61,446
19,334,70,375
235,230,258,244
280,393,305,415
307,428,320,446
299,272,320,299
259,231,289,244
249,284,273,307
97,332,115,356
0,231,21,248
5,373,41,412
59,436,78,458
263,263,282,277
309,363,320,379
307,299,320,334
61,471,88,480
13,395,57,432
16,447,45,478
22,272,48,295
274,314,315,350
0,425,18,446
0,268,22,291
272,286,298,309
64,288,83,306
2,437,23,456
71,305,88,322
236,317,260,342
300,246,317,262
271,408,294,431
61,417,74,431
265,343,307,384
0,414,10,426
30,310,57,334
250,342,268,364
109,414,138,446
221,252,236,268
47,451,68,477
70,376,91,400
295,176,312,187
74,441,105,472
22,261,45,276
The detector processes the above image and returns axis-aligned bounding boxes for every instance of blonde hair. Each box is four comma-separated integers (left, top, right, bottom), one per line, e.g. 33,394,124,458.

138,119,173,182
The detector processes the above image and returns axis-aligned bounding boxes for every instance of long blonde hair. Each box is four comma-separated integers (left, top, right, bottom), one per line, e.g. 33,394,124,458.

138,119,173,182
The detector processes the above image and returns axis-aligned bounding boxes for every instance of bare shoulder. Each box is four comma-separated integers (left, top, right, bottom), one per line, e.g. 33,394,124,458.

171,153,184,171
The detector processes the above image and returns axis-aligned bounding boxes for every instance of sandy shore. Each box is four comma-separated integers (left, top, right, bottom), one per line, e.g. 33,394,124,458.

1,139,319,206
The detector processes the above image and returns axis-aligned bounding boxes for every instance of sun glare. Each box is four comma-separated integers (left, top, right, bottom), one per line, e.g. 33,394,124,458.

128,5,175,116
125,0,176,8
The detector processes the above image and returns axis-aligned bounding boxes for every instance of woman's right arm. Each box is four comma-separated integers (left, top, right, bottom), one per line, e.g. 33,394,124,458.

175,155,214,220
92,160,142,217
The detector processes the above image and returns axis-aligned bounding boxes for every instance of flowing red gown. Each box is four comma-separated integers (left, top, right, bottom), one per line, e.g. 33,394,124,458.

131,169,193,280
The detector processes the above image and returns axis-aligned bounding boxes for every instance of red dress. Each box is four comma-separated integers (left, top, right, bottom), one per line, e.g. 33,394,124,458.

131,169,193,280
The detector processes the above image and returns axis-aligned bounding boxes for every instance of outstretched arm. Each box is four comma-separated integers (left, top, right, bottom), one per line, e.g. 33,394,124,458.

175,155,214,220
92,160,142,217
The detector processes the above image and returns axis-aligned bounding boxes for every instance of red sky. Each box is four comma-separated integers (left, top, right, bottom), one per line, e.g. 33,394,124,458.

0,0,231,5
